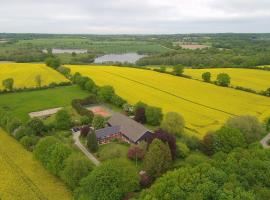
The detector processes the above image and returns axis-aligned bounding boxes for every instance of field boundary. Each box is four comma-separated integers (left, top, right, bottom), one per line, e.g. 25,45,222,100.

102,70,238,117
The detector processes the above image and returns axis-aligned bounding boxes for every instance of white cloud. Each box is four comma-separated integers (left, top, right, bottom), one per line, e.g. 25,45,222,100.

0,0,269,33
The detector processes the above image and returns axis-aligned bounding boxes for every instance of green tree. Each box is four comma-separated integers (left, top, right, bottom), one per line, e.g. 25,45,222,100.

45,57,61,69
145,106,163,126
2,78,14,91
92,115,106,130
55,109,72,130
26,117,46,136
140,164,225,200
172,64,184,76
161,112,185,135
47,143,72,176
34,136,60,168
226,115,264,144
143,139,172,178
20,135,39,151
76,159,139,200
216,73,231,87
84,79,96,92
176,141,190,159
202,72,211,82
35,74,42,87
213,126,246,153
80,116,92,125
98,85,115,102
87,129,99,153
7,117,22,134
61,154,92,190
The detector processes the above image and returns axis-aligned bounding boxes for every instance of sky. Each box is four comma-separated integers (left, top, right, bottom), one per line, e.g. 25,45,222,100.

0,0,270,34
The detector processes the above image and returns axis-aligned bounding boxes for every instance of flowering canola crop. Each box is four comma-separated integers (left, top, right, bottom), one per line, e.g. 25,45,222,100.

67,65,270,137
184,68,270,92
0,129,72,200
0,63,69,89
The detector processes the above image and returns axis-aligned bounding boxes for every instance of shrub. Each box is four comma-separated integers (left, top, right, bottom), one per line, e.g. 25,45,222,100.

111,94,126,107
92,115,106,130
20,135,39,151
134,107,146,124
26,117,46,136
80,125,90,137
200,132,215,156
14,126,34,140
127,146,145,161
7,117,22,134
98,85,115,102
147,129,176,159
80,116,92,125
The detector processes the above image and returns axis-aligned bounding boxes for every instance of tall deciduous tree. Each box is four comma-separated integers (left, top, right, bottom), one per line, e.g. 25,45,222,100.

202,72,211,82
55,109,72,130
216,73,231,87
161,112,185,136
145,106,163,126
213,126,246,153
172,64,184,76
76,159,139,200
61,154,92,190
226,115,264,144
143,139,172,178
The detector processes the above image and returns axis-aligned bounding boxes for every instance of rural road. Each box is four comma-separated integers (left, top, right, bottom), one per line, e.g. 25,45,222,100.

260,133,270,149
73,131,100,166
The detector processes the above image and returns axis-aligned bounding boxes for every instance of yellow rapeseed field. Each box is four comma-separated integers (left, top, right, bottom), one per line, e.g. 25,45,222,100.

67,65,270,137
0,63,69,89
0,129,72,200
184,68,270,92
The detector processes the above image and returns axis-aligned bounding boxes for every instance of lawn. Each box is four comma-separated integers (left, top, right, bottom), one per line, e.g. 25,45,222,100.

0,63,69,89
67,65,270,137
0,128,72,200
0,85,89,122
184,68,270,92
96,142,130,161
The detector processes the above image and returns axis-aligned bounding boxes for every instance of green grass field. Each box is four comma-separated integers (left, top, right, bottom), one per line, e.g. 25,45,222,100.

0,128,72,200
0,86,89,122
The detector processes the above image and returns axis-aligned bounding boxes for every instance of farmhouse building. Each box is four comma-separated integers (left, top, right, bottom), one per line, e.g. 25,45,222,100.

96,113,152,144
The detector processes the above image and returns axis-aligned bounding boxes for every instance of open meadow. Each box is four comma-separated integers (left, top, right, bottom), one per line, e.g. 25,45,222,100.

0,63,69,89
184,68,270,92
0,85,89,121
0,128,72,200
67,65,270,137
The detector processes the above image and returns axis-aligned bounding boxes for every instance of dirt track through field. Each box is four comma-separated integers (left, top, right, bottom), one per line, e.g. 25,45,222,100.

102,70,238,117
